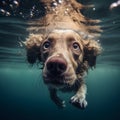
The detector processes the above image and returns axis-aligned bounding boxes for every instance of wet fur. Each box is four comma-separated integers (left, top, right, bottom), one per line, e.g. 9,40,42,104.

24,0,102,109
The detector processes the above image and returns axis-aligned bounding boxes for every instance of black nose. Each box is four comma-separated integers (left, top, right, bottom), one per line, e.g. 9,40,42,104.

46,57,67,75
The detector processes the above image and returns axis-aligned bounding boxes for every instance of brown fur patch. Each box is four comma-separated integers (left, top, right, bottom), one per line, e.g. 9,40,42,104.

27,0,102,36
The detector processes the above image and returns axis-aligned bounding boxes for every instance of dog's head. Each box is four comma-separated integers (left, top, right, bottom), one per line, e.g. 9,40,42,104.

25,30,101,87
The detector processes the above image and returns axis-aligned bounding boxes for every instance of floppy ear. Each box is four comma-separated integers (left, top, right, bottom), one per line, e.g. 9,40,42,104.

23,34,44,64
83,39,102,68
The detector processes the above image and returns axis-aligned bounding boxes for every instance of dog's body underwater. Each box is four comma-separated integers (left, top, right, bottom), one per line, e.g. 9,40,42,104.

24,0,102,109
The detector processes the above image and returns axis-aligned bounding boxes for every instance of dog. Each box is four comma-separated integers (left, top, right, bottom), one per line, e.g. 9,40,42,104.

23,0,102,109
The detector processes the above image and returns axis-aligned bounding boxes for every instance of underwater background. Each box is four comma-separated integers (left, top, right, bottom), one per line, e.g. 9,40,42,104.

0,0,120,120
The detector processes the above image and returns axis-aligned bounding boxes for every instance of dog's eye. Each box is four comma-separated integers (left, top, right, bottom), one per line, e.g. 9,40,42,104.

43,41,51,49
72,42,80,50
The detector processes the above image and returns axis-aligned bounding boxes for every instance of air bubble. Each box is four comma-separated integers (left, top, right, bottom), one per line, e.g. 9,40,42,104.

97,40,100,42
52,2,58,7
13,0,19,7
66,8,69,11
19,12,23,15
0,9,6,15
117,0,120,4
30,11,34,18
58,0,63,4
9,4,13,9
110,3,117,8
93,7,96,11
6,11,11,16
32,5,36,10
64,10,68,15
109,0,120,10
2,1,6,5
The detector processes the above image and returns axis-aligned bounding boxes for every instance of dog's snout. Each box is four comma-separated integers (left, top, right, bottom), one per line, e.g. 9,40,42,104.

46,57,67,75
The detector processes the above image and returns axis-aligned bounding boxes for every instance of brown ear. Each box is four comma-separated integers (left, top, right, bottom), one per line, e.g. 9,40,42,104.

23,34,43,64
83,39,102,68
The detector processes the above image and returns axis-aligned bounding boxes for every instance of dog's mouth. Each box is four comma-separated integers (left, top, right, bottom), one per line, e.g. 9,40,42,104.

43,70,76,87
43,74,65,85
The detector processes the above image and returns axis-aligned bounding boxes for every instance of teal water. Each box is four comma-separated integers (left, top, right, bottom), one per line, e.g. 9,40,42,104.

0,66,120,120
0,0,120,120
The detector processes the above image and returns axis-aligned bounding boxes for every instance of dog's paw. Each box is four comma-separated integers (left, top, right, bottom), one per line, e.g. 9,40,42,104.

51,95,66,108
55,98,66,108
70,94,87,109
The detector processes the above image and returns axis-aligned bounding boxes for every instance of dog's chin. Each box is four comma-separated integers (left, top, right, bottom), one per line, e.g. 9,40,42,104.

43,74,76,88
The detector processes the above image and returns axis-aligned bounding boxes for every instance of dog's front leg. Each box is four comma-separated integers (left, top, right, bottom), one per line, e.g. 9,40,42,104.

49,88,66,108
70,82,87,109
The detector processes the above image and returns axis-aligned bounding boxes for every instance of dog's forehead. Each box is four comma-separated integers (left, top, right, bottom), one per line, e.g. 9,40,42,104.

46,29,81,40
53,29,78,35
